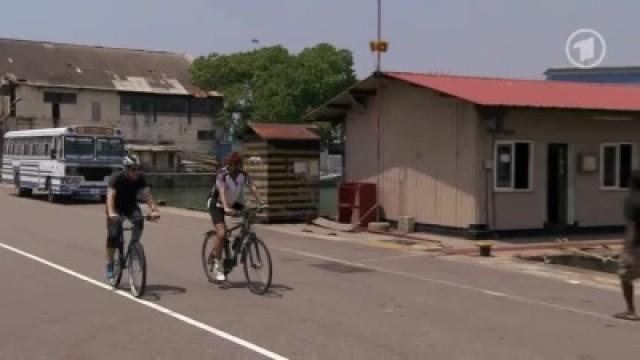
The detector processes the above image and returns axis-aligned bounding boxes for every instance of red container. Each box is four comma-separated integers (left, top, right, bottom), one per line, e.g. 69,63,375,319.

338,182,377,227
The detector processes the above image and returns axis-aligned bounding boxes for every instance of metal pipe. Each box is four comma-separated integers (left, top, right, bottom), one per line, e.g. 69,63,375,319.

376,0,382,73
374,0,383,222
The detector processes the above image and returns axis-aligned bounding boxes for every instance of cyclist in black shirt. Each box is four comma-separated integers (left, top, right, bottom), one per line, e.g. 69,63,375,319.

105,154,160,279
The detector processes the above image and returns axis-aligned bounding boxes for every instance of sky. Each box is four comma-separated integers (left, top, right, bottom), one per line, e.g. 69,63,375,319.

1,0,639,79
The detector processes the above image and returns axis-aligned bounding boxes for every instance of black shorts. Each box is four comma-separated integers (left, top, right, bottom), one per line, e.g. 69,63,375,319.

208,201,243,225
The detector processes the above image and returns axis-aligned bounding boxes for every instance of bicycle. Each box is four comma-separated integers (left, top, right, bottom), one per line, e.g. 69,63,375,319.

108,215,155,297
201,205,273,295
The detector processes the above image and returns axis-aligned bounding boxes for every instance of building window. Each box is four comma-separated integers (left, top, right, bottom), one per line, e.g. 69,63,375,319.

156,96,188,115
121,94,155,114
495,141,532,191
92,102,102,122
197,130,216,141
190,98,219,116
44,92,77,104
602,143,635,189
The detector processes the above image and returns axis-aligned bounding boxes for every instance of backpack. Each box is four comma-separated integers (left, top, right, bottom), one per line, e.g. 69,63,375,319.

207,167,228,208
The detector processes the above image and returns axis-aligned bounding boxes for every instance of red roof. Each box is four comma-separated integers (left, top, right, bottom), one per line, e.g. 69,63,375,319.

248,123,320,141
385,72,640,112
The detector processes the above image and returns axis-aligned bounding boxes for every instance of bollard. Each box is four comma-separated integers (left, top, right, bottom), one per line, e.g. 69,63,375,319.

474,241,493,257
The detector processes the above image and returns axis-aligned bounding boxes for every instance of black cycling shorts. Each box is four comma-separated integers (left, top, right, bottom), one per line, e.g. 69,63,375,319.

208,201,243,225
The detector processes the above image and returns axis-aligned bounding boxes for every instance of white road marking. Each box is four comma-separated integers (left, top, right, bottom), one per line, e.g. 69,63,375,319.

273,247,622,324
356,253,425,263
0,241,289,360
482,290,507,297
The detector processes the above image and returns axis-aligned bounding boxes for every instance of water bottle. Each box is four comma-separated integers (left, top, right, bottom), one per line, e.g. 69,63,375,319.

232,235,242,251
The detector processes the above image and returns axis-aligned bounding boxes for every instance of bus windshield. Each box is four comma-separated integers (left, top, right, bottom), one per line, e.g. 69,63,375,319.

64,136,95,160
96,138,124,159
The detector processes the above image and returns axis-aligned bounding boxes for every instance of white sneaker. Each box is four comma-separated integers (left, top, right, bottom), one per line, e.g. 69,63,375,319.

213,260,226,282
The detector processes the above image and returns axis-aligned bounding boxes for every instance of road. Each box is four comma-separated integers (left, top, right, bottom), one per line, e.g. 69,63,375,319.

0,186,637,360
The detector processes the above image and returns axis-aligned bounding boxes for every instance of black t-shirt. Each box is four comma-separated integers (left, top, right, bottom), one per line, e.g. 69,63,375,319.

108,172,148,216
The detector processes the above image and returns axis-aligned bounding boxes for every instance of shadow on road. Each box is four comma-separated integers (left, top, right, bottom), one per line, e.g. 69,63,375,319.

215,281,294,298
12,193,103,205
142,284,187,301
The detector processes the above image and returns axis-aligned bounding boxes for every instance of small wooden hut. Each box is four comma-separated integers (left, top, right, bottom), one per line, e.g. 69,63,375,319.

241,123,321,222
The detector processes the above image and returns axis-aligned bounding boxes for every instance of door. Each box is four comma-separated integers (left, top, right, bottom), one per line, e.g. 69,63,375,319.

547,144,569,225
52,103,60,128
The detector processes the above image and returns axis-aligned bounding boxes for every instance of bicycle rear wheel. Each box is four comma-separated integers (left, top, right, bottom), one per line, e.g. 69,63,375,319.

242,236,272,295
109,244,124,288
127,241,147,298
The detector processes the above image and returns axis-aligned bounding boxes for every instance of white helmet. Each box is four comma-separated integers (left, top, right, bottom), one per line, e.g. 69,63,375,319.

122,154,141,168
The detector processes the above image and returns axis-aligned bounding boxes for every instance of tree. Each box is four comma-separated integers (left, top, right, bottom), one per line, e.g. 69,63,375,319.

191,43,357,139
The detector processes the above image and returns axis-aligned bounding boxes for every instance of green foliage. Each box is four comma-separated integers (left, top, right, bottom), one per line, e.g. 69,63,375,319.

191,43,356,139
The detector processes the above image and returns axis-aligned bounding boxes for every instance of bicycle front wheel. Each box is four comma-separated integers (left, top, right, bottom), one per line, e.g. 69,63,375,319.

109,244,124,288
242,236,272,295
201,232,218,283
127,241,147,298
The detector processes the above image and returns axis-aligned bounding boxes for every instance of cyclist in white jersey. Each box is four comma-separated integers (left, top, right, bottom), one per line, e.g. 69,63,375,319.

207,152,263,281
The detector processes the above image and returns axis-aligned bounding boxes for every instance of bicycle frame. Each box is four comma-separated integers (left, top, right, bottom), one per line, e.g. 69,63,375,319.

222,208,260,272
117,215,152,266
119,223,136,267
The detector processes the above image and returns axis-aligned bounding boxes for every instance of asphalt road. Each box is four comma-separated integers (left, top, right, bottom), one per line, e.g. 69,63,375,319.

0,186,637,360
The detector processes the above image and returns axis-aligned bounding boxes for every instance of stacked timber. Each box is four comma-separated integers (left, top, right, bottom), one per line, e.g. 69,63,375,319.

241,123,321,223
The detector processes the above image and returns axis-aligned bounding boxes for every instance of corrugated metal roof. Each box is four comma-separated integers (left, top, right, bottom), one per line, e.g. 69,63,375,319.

385,72,640,111
0,38,218,96
248,123,320,141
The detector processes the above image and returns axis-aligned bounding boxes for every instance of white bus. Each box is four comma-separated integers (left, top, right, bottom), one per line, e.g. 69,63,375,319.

2,126,125,202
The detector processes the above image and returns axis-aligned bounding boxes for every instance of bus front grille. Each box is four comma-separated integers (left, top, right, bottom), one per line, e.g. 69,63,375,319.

67,167,115,181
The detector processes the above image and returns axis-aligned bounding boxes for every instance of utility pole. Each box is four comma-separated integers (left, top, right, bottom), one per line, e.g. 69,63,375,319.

370,0,388,222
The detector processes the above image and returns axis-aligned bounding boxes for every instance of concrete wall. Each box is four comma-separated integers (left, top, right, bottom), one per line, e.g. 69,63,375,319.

345,79,479,228
8,84,219,154
476,109,640,230
145,173,214,188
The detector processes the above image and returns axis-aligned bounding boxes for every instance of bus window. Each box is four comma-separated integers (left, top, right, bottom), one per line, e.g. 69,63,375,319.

64,136,95,160
96,138,124,159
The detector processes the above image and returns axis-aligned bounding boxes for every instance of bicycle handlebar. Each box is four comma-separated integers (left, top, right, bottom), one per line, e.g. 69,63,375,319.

225,204,268,217
120,214,159,231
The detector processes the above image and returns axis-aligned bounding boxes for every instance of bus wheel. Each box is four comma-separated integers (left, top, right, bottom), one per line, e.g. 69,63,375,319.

14,174,31,197
48,190,62,203
47,182,60,203
100,195,107,203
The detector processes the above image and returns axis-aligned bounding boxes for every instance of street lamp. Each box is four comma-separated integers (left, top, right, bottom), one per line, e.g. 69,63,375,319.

250,39,260,51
